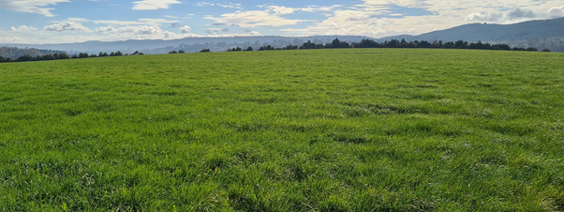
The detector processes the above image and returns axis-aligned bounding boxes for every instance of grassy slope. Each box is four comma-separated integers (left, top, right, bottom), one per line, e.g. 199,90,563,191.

0,49,563,211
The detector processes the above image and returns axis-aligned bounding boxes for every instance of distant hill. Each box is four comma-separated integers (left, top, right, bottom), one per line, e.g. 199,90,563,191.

379,18,564,42
0,47,44,59
377,17,564,51
1,18,563,53
0,47,68,59
4,36,371,55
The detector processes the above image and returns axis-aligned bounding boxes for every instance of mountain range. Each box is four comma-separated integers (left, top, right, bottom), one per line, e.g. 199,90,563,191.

2,17,563,55
379,17,564,42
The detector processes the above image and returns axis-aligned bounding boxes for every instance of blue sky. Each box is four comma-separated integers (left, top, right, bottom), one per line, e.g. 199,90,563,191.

1,0,563,44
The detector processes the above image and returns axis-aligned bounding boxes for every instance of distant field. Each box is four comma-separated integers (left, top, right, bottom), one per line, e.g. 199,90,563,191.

1,49,563,211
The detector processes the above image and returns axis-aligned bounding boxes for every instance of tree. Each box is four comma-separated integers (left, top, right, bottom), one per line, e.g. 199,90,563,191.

418,40,431,48
483,43,492,50
387,39,399,48
476,41,484,49
443,41,455,48
542,49,551,52
59,53,70,59
79,52,89,58
355,39,378,48
17,54,34,62
400,38,408,47
115,51,123,56
303,40,317,49
227,47,242,52
245,46,254,51
332,38,341,48
453,40,467,49
2,57,13,62
200,49,211,52
42,54,55,60
492,44,510,51
432,40,443,48
169,50,177,54
283,45,297,50
178,50,185,53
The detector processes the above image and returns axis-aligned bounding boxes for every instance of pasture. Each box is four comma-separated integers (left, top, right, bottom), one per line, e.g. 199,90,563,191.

0,49,563,211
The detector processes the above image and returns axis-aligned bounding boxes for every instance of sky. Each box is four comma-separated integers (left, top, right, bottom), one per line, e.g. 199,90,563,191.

0,0,563,44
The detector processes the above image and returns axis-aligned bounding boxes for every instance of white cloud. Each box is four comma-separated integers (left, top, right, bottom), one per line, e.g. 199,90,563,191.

548,5,564,18
100,18,177,26
0,0,69,17
196,2,211,6
10,25,38,32
0,25,192,44
122,26,162,34
91,25,190,40
44,22,91,32
265,6,295,15
95,25,162,34
279,0,564,38
465,8,549,23
204,10,307,28
258,5,342,14
217,2,243,9
66,17,89,22
180,25,192,34
205,28,222,34
465,12,503,22
203,28,231,34
197,2,243,9
3,0,564,44
93,26,118,34
62,17,177,26
507,8,536,19
132,0,181,10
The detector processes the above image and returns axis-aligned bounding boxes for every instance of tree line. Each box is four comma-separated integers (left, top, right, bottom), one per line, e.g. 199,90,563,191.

0,51,145,64
1,38,550,64
169,49,213,53
226,38,550,52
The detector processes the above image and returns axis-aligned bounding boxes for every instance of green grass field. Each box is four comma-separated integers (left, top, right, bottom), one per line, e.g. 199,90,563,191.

1,49,563,211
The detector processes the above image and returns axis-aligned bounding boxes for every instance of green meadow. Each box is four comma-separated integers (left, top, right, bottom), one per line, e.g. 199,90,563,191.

1,49,563,211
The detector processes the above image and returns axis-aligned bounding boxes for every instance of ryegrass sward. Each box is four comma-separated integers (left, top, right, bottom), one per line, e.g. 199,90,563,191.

1,49,563,211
